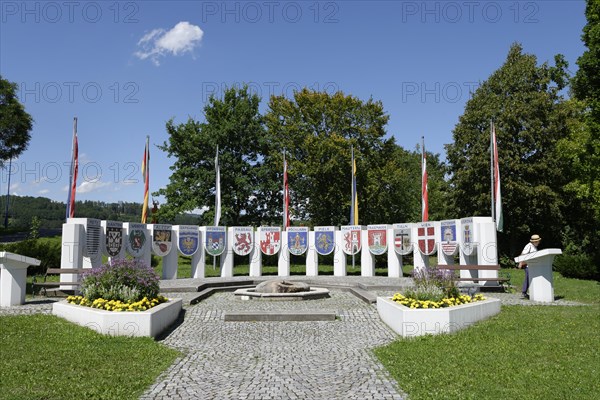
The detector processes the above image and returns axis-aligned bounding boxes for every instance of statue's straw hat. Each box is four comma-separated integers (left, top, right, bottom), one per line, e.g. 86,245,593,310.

530,234,541,242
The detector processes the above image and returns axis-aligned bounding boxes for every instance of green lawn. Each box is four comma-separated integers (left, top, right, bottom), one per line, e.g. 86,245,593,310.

375,271,600,400
0,314,179,400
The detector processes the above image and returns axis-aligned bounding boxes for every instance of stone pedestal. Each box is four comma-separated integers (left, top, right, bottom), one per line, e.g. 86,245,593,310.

333,230,346,276
514,248,562,303
306,231,318,276
0,252,41,306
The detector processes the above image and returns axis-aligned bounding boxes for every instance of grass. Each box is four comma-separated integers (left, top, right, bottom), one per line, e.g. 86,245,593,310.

375,269,600,400
375,305,600,400
0,314,180,400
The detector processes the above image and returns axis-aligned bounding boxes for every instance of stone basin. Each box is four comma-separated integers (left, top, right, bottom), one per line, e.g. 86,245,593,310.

233,287,330,301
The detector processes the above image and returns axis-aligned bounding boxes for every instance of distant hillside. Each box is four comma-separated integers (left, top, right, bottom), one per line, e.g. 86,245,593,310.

0,195,202,231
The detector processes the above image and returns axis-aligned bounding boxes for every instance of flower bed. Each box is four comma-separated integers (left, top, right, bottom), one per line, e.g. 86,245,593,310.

67,295,168,312
377,296,501,337
52,259,181,337
391,292,487,309
53,297,182,338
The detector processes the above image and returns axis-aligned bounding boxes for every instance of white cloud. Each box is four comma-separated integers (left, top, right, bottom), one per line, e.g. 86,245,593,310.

77,181,112,194
135,21,204,66
38,189,50,195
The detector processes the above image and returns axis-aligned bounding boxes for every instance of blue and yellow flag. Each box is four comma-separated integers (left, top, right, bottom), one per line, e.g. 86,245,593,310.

350,147,358,225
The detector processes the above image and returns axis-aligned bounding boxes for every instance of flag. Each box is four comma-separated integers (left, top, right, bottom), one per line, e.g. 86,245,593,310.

421,137,428,222
492,123,504,232
66,117,78,220
350,147,358,225
214,145,221,226
141,136,149,223
283,151,290,230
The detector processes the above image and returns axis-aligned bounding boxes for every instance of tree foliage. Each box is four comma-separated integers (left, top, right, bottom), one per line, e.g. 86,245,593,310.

446,43,575,255
0,76,33,165
264,89,447,226
156,86,267,225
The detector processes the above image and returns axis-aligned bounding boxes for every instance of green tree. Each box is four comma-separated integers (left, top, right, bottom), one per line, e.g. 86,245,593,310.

445,43,574,255
264,89,447,226
156,86,268,225
0,76,33,165
560,0,600,267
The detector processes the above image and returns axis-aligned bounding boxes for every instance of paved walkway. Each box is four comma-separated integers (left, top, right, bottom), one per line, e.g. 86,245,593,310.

0,276,586,400
142,288,405,400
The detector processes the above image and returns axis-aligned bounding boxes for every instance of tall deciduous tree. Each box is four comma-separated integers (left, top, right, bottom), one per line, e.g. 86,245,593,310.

0,76,33,165
446,43,573,255
156,86,268,225
264,89,448,226
561,0,600,265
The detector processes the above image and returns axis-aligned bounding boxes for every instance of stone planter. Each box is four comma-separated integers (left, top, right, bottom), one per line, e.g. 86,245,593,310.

52,298,182,338
377,297,500,337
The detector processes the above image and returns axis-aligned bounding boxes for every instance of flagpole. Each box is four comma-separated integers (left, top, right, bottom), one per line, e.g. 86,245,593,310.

213,145,220,271
421,136,428,222
490,120,495,222
351,146,355,270
4,158,12,228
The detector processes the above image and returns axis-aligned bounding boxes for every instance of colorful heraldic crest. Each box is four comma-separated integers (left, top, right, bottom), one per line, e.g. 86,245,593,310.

260,227,281,255
152,225,173,257
205,227,226,257
440,221,458,256
341,225,362,255
393,224,413,255
127,224,147,258
104,224,123,257
417,223,436,255
84,219,101,258
314,226,335,256
461,218,476,256
177,226,199,256
232,227,254,256
367,225,388,256
287,227,308,256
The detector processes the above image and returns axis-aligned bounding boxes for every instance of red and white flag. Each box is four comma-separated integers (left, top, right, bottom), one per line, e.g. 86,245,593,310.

141,136,150,223
421,137,428,222
492,123,503,232
66,117,78,220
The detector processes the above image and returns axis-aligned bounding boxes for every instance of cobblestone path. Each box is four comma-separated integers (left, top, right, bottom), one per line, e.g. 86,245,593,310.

141,291,406,400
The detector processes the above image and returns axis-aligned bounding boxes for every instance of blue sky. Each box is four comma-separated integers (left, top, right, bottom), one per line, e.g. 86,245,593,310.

0,0,587,207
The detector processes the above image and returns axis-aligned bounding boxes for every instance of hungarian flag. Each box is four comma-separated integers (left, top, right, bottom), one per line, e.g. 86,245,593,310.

283,151,290,230
350,147,358,225
422,137,428,222
141,137,149,223
492,123,503,232
66,117,78,220
214,145,221,227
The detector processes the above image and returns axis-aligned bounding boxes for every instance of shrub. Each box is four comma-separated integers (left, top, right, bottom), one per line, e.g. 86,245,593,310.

412,266,460,298
0,238,61,276
554,254,599,281
81,258,160,302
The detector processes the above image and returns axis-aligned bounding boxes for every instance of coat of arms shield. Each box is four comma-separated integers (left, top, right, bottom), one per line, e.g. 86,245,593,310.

314,226,335,256
232,227,254,256
126,223,147,258
367,225,388,255
259,227,281,255
287,227,308,256
417,222,436,255
177,226,199,256
205,226,226,257
440,220,458,256
103,221,123,257
393,223,413,255
341,225,361,255
461,217,476,256
151,224,173,257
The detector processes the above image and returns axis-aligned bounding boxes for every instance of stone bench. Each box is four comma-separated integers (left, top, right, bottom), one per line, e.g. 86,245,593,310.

436,265,509,284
